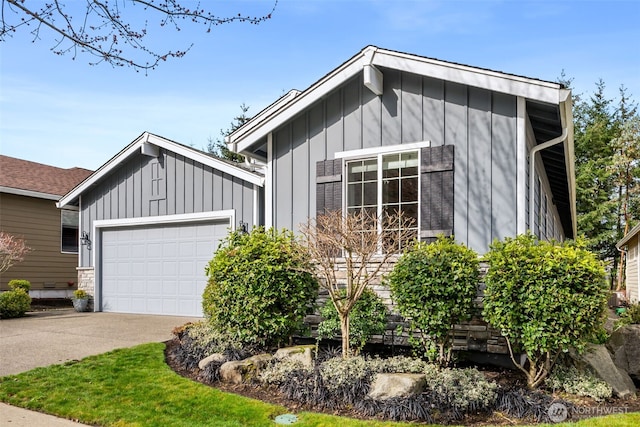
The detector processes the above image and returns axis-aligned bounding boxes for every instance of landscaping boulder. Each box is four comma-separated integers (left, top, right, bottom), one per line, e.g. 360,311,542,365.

198,353,226,370
607,325,640,382
367,373,426,400
273,345,315,368
219,354,273,384
569,344,636,399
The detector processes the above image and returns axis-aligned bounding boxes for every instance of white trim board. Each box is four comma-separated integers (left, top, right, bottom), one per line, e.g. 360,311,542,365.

91,210,234,313
58,132,264,208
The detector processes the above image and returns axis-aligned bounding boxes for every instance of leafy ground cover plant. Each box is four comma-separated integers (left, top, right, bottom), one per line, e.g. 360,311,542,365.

317,287,388,355
387,236,479,365
203,227,317,348
615,302,640,330
483,234,608,389
546,364,612,401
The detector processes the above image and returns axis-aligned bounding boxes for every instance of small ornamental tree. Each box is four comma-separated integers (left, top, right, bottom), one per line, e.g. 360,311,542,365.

387,236,480,365
317,287,388,355
0,231,31,273
202,227,318,348
482,234,608,389
300,209,416,358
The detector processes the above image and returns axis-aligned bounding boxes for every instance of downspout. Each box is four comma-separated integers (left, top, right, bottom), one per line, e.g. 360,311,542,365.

528,108,568,236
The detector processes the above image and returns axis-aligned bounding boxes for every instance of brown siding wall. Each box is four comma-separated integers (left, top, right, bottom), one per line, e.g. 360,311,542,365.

0,193,78,290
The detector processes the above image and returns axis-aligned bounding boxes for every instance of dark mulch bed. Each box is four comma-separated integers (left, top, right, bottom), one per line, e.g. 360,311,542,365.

164,338,640,426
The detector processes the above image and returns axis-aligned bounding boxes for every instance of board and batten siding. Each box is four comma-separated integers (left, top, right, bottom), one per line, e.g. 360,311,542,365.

270,68,521,253
79,149,257,267
0,193,79,290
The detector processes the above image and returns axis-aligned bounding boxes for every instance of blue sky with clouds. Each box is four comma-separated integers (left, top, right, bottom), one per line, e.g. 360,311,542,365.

1,0,638,171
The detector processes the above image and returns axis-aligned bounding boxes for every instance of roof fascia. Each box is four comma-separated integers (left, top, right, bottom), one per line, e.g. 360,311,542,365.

232,46,566,153
1,186,61,201
58,132,263,208
617,222,640,249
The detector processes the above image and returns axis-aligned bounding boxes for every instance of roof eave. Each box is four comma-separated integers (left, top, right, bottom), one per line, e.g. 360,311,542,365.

230,46,567,153
617,223,640,249
58,132,264,209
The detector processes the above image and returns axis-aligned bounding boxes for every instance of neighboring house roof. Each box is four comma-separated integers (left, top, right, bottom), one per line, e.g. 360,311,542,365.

58,131,264,208
617,223,640,249
0,155,93,201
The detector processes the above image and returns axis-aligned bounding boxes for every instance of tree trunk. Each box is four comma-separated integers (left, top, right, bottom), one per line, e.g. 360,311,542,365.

339,312,351,358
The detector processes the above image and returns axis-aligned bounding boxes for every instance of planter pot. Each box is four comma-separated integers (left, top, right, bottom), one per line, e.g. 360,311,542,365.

72,298,89,312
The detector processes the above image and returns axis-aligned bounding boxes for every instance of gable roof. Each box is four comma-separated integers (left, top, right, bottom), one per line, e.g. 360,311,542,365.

227,45,571,154
0,155,93,200
617,223,640,249
57,132,264,208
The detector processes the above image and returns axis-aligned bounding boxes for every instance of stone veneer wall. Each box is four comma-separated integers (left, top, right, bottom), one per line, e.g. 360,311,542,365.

76,267,95,311
304,259,509,355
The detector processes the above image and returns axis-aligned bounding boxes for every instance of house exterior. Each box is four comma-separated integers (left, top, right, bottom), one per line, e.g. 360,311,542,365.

617,223,640,303
57,133,264,317
0,155,92,297
228,46,576,254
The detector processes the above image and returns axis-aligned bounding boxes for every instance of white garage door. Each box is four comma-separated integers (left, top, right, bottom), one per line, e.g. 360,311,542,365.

100,220,229,316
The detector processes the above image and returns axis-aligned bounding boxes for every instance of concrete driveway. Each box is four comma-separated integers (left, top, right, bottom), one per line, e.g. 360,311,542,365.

0,309,200,377
0,309,200,426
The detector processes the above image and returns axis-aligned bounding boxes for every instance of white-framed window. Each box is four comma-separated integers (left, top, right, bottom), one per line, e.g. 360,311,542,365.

61,209,79,253
345,150,419,251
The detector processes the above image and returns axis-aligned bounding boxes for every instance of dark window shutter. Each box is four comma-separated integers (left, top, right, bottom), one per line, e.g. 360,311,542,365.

316,159,342,216
420,145,454,242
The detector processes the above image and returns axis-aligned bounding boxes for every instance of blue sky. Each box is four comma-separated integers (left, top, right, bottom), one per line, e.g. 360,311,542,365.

1,0,638,171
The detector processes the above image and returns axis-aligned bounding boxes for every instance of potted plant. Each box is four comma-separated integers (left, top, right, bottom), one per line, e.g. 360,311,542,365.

72,289,89,312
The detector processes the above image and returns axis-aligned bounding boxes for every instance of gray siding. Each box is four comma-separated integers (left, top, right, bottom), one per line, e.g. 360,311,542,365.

80,149,258,266
270,69,522,254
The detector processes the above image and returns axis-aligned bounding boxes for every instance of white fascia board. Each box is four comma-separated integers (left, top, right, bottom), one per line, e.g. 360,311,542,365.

232,46,565,154
618,223,640,248
58,132,264,208
233,53,368,153
93,210,235,230
371,50,564,104
1,186,60,201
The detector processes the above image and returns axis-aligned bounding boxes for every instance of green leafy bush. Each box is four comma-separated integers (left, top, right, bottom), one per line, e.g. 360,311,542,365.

202,227,318,347
426,367,498,413
386,236,480,365
482,234,608,389
73,289,88,299
546,365,612,401
0,288,31,318
615,302,640,329
317,288,388,355
8,279,30,292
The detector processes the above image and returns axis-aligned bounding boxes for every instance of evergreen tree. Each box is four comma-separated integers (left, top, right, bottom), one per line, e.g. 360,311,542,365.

207,104,250,163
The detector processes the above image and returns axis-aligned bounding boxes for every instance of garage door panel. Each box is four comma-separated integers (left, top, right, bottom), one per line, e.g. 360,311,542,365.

101,219,228,316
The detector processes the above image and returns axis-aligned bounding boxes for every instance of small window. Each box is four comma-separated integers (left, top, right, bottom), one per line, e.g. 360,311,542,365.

61,210,79,253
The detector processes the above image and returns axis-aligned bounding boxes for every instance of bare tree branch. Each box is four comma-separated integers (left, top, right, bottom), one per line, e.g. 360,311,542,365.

1,0,277,72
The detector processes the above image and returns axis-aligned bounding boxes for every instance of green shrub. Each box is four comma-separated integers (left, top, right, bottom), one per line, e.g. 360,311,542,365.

317,288,388,355
615,302,640,330
426,367,498,413
203,227,318,347
8,279,30,292
482,234,608,389
386,236,480,365
546,365,612,401
0,289,31,318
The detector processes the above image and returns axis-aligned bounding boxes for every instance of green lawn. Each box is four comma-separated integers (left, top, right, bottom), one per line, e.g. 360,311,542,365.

0,343,637,427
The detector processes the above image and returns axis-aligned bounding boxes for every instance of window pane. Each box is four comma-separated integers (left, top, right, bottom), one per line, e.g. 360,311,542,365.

401,177,419,202
382,154,400,178
363,182,377,206
61,210,79,253
382,179,399,203
347,183,362,207
347,161,363,182
401,152,419,176
363,159,378,181
402,203,419,223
